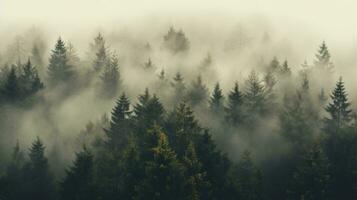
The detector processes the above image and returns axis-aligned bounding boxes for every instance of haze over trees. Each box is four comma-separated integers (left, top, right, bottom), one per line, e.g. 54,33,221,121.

0,23,357,200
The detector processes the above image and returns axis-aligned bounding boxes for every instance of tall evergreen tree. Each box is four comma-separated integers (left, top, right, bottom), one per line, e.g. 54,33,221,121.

324,77,352,133
288,140,330,200
244,70,267,120
135,125,186,200
2,66,20,101
61,147,96,200
225,82,245,126
171,72,186,105
23,137,56,200
233,151,262,200
100,53,120,98
314,41,333,72
209,82,224,113
186,76,209,107
105,93,132,152
47,37,74,85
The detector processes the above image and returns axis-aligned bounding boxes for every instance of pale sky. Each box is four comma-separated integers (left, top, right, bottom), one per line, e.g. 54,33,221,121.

1,0,357,42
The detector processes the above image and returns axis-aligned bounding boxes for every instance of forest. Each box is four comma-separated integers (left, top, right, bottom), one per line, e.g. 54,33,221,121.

0,12,357,200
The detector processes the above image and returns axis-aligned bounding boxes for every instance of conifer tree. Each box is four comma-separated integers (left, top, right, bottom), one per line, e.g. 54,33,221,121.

163,26,190,54
93,44,108,72
171,72,186,104
23,137,55,200
244,70,267,120
61,146,96,200
233,151,262,200
166,102,201,157
136,125,185,200
324,77,352,133
186,76,208,107
100,53,120,98
268,57,280,72
314,41,333,72
2,66,20,101
105,93,132,151
280,60,292,76
182,142,211,200
225,82,245,126
209,82,224,113
19,59,44,95
47,37,74,85
288,140,330,200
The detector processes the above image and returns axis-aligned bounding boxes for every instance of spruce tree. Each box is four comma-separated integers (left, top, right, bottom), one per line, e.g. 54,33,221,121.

186,76,209,107
209,82,224,113
2,66,20,101
23,137,55,200
171,72,186,105
280,60,292,76
288,140,330,200
324,77,352,133
136,125,185,200
100,53,120,98
225,82,245,126
244,70,267,120
19,59,44,95
182,142,211,200
314,41,333,72
61,147,96,200
47,37,74,85
105,93,132,151
233,151,262,200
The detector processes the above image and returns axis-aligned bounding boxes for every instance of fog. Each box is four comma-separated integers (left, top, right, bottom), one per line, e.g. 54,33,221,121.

1,1,357,199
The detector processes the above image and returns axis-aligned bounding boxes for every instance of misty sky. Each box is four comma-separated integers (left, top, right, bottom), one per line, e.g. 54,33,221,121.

1,0,356,37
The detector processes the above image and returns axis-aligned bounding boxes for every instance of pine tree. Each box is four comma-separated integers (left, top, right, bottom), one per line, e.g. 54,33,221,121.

47,37,74,85
105,93,132,151
135,125,185,200
268,57,280,72
93,44,108,72
61,146,96,200
233,151,262,200
23,137,56,200
163,26,190,54
182,142,211,200
209,82,224,113
19,59,44,96
144,58,154,70
134,89,165,132
171,72,186,105
166,102,201,157
315,41,333,72
244,70,267,120
225,82,245,126
186,76,208,107
100,53,120,98
324,77,352,133
288,140,330,200
2,66,20,101
280,60,292,76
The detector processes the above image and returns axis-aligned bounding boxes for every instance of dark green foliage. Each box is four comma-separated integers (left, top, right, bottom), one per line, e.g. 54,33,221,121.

23,137,56,200
135,125,186,200
209,82,224,113
105,93,132,151
2,66,20,101
280,60,292,76
186,76,208,107
61,147,96,200
100,53,121,98
171,72,186,105
47,37,75,85
324,77,352,133
225,82,245,126
288,140,330,200
232,151,263,200
244,70,267,122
